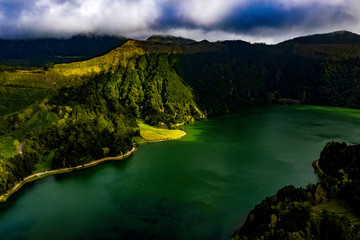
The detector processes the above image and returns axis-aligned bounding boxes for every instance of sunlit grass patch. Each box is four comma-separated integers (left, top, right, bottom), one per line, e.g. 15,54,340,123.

137,121,185,141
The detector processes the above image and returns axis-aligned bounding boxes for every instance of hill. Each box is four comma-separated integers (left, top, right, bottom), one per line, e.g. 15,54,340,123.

0,35,127,67
253,31,360,107
263,31,360,57
147,35,197,44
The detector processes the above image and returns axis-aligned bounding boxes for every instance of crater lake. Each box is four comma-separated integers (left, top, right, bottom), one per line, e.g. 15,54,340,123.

1,105,360,240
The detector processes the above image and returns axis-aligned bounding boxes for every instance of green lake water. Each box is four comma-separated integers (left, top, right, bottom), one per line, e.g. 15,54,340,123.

1,105,360,240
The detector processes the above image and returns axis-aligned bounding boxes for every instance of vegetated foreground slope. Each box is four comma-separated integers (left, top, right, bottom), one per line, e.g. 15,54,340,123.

232,142,360,240
1,31,360,207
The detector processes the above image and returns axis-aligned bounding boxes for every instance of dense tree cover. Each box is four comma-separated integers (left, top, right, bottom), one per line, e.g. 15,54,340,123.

318,142,360,213
233,142,360,240
233,185,359,240
102,53,203,126
0,86,54,117
0,96,137,194
172,34,360,113
255,31,360,108
52,53,204,126
277,57,360,107
38,73,141,169
173,42,274,114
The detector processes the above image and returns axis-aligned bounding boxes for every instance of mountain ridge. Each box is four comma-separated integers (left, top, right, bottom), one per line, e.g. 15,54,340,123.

0,35,128,67
280,30,360,45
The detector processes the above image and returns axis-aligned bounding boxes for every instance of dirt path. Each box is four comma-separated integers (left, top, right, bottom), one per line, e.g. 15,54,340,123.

19,143,24,155
315,159,325,175
0,147,136,202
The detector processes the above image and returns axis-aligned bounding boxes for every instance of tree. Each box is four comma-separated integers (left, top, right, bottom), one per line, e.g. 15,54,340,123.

44,62,55,71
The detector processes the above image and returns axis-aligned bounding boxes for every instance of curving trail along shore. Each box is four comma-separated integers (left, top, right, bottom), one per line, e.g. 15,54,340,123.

0,129,188,203
313,159,325,176
0,146,137,203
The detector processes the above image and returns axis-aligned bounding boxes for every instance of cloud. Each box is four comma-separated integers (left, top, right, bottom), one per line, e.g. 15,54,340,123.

153,0,359,43
220,1,355,32
176,0,245,26
1,0,161,38
0,0,359,43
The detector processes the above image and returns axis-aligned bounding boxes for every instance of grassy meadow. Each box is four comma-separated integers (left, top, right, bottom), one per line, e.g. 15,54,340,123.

137,121,185,142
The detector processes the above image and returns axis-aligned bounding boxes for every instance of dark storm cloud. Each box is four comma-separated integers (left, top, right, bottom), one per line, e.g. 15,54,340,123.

153,1,356,36
218,1,356,33
0,0,359,43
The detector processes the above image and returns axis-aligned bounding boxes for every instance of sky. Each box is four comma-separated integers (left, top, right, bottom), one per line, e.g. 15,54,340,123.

0,0,359,44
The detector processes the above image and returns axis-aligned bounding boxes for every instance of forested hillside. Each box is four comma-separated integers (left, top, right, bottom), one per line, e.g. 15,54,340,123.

0,36,210,196
263,31,360,107
1,31,360,201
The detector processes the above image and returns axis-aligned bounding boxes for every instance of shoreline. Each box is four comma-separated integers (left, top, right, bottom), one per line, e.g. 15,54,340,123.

0,146,137,203
0,129,188,203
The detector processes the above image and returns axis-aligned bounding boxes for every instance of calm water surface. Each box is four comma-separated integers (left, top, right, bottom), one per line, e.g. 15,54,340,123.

1,105,360,240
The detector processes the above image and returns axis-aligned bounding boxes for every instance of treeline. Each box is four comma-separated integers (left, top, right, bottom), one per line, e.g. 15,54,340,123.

233,185,359,240
277,56,360,107
172,38,360,114
0,73,138,194
173,41,275,114
233,142,360,240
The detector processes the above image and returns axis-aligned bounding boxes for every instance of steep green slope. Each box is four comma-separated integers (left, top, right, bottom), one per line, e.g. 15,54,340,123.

262,31,360,107
174,40,275,114
275,57,360,107
0,38,211,124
